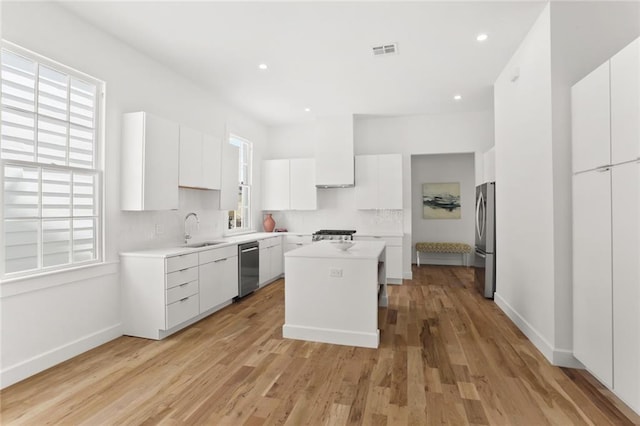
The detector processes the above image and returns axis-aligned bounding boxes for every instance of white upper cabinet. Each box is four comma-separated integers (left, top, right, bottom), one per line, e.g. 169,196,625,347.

571,61,611,173
611,38,640,164
179,126,221,190
219,140,240,211
121,111,179,211
262,158,317,210
314,116,354,187
355,154,402,210
289,158,317,210
262,159,290,211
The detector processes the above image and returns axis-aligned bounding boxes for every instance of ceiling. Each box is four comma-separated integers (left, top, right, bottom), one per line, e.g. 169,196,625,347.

59,1,547,127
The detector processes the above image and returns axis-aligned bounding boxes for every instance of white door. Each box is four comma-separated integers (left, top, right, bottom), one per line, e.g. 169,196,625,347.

572,169,613,387
571,61,611,173
611,38,640,165
612,161,640,411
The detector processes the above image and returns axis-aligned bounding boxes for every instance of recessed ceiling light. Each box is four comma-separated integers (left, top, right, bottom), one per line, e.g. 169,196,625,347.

476,33,488,42
454,94,462,101
304,107,311,112
258,63,268,70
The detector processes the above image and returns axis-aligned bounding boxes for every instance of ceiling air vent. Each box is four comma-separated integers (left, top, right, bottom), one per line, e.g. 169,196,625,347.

372,43,398,57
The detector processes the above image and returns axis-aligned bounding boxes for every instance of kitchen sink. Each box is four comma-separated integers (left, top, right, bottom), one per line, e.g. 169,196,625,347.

185,241,225,248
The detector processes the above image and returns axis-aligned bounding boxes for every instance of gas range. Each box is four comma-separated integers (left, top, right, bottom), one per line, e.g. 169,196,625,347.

312,229,356,242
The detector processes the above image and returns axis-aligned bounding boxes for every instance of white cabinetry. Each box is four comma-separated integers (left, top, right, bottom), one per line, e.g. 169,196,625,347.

122,252,199,340
220,140,240,211
121,111,179,211
355,154,402,210
262,158,317,210
259,236,283,286
314,116,354,187
179,126,221,190
199,245,238,312
354,235,403,284
283,234,312,253
572,37,640,414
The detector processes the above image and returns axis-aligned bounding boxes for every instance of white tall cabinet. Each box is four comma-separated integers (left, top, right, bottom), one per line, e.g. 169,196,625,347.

572,37,640,414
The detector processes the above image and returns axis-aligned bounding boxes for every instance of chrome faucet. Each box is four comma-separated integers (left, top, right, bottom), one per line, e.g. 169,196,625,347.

184,212,199,243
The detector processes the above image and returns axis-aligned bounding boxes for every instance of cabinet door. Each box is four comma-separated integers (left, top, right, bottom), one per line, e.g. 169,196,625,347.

572,169,613,387
142,113,179,210
262,159,290,210
612,162,640,411
219,255,239,302
270,243,283,278
355,155,378,209
202,134,222,190
290,158,317,210
259,247,269,284
179,126,202,188
572,61,611,173
377,154,403,210
220,140,240,211
199,261,218,312
611,38,640,165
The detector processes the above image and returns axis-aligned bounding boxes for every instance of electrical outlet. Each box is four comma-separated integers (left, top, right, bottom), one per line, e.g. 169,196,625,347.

154,224,164,236
329,268,343,278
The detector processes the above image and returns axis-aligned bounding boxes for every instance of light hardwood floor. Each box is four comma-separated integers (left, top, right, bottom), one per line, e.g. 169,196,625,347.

2,265,639,425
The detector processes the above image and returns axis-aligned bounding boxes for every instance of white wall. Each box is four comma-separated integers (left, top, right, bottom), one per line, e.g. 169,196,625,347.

1,2,267,387
494,1,639,367
267,111,494,278
410,154,475,265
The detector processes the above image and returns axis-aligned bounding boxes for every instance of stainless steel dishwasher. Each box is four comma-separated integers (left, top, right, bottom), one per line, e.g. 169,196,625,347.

238,241,259,298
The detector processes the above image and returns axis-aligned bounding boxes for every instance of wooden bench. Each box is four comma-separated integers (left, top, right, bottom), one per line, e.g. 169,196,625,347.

416,242,472,267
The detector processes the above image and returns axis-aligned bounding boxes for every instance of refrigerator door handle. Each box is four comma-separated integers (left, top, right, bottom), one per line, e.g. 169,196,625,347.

476,192,485,240
475,249,487,259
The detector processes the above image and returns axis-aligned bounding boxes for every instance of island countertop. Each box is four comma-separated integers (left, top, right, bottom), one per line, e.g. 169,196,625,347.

284,240,386,260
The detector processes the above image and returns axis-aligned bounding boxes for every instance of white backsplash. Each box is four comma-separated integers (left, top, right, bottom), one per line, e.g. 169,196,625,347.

266,187,403,234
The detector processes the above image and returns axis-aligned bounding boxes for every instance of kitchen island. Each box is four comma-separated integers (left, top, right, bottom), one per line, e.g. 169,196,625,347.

283,240,387,348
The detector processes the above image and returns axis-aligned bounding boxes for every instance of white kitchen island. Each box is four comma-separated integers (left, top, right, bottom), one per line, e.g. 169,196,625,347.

283,240,388,348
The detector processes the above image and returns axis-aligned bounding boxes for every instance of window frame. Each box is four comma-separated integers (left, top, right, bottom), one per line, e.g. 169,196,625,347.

0,41,105,280
226,134,252,234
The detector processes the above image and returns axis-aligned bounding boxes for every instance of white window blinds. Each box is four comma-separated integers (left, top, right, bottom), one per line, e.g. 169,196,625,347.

1,46,102,277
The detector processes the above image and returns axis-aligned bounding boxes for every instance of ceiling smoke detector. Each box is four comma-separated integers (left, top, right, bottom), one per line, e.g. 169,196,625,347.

372,43,398,57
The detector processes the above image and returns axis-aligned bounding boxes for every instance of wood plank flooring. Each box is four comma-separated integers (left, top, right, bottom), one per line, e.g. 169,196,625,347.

2,265,639,425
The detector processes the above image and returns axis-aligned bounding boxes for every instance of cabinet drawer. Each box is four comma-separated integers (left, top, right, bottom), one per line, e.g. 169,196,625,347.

259,236,281,249
166,280,199,304
199,245,237,264
166,253,198,273
166,266,198,289
166,293,199,329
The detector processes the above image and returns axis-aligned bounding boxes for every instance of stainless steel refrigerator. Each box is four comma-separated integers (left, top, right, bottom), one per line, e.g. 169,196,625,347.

474,182,496,298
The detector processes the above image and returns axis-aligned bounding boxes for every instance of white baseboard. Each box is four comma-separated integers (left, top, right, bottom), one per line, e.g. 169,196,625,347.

1,324,122,389
494,293,582,368
282,324,379,348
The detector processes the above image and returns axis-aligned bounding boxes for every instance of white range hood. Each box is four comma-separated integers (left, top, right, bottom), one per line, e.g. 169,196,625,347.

314,115,354,188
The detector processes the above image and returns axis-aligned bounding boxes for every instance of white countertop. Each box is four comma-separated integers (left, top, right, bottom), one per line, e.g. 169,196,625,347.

285,240,385,260
120,232,283,258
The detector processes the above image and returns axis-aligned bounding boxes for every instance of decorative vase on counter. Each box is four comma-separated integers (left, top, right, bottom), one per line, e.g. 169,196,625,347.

263,213,275,232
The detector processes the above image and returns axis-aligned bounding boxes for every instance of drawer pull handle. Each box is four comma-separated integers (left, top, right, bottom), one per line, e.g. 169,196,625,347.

374,236,381,239
180,297,189,302
180,283,188,287
179,268,190,272
215,258,227,263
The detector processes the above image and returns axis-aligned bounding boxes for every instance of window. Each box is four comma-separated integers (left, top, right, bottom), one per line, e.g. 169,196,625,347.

227,135,252,232
1,43,103,278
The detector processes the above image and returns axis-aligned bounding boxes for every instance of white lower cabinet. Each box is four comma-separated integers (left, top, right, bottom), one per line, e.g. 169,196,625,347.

354,235,403,284
199,245,238,313
122,245,239,340
259,236,283,286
